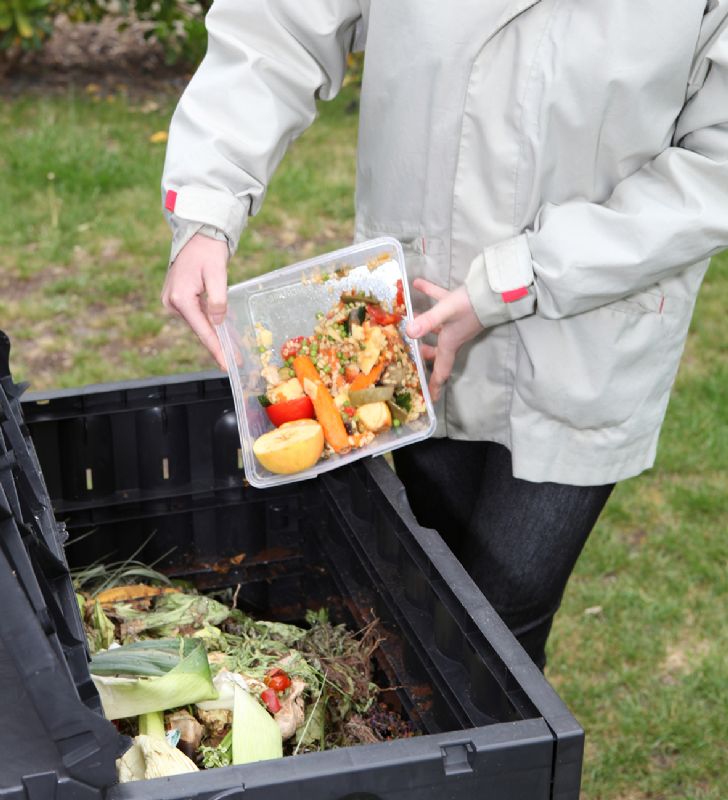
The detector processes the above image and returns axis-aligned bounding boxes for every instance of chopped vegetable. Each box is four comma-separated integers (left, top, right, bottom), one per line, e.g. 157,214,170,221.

387,400,409,425
199,729,233,769
233,682,283,764
167,710,205,760
138,710,165,739
346,305,367,333
393,391,412,412
349,386,395,407
258,394,272,407
265,396,315,427
340,292,379,305
110,592,231,639
96,584,179,607
357,327,387,376
264,668,292,693
90,638,217,720
293,355,350,453
261,687,282,714
117,734,199,782
356,402,392,434
89,600,116,653
268,377,305,405
349,358,386,392
395,279,405,309
366,304,402,327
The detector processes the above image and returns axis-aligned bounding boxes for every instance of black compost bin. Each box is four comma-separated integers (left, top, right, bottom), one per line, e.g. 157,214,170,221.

0,335,584,800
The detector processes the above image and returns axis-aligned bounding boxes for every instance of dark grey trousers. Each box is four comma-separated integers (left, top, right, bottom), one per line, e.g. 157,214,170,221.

392,438,614,669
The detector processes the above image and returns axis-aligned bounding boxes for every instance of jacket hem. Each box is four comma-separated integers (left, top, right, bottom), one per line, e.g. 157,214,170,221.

443,422,660,486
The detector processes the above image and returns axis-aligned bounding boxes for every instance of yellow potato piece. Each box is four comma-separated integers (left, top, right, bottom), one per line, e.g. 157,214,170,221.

253,419,324,474
356,402,392,434
269,377,305,404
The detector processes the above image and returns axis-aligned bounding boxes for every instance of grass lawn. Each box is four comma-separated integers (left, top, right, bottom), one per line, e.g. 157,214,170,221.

1,83,725,800
0,83,358,387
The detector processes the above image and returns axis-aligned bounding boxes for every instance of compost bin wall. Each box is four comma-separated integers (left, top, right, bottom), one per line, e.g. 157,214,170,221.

0,344,583,800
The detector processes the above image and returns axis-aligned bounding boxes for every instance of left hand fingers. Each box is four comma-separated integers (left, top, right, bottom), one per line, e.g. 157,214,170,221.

407,293,460,339
419,342,436,361
412,277,449,302
429,343,457,402
412,310,441,335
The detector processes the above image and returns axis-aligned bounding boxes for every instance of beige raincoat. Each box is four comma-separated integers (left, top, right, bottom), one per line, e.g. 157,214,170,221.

163,0,728,485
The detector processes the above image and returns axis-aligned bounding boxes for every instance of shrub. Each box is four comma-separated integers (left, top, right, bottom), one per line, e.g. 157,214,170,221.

0,0,211,71
0,0,58,65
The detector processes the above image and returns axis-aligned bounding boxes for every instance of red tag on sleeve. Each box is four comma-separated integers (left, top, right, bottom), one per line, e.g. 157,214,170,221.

501,286,529,303
164,189,177,212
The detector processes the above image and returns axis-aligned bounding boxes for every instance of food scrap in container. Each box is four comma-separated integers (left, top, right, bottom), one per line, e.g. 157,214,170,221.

217,238,436,488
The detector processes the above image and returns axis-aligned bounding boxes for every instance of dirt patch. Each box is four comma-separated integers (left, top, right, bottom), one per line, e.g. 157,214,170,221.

659,638,711,685
1,15,189,96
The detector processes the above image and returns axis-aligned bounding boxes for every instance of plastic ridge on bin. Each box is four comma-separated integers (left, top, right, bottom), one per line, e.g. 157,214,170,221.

2,354,584,800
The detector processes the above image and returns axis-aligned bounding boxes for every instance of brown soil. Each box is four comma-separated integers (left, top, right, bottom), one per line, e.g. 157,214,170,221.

0,15,189,96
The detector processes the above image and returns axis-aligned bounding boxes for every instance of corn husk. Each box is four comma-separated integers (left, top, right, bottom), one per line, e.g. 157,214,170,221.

117,735,198,782
90,639,217,720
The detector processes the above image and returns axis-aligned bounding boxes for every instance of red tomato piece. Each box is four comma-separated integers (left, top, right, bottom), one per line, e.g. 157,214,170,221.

281,336,306,360
366,304,401,327
265,396,315,427
264,667,292,693
260,688,281,714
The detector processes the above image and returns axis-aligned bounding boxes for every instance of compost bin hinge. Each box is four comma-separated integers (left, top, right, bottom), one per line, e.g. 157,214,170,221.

441,741,475,776
22,772,61,800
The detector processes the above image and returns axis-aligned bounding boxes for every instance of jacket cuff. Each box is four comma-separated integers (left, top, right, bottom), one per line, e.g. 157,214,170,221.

168,222,230,266
164,185,249,262
464,235,536,327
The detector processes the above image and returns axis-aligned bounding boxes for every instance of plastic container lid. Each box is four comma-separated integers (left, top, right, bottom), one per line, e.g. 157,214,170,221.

217,237,436,488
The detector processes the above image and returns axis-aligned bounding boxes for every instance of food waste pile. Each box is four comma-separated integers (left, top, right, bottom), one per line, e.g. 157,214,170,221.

75,567,417,782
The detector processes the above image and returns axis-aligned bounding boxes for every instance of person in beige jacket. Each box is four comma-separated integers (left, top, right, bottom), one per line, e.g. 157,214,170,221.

161,1,728,667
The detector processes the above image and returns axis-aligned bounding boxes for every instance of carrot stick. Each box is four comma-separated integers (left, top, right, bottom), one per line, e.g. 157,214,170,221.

349,358,385,392
293,355,350,453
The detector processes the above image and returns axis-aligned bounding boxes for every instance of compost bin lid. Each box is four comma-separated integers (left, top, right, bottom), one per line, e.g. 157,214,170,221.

0,331,125,799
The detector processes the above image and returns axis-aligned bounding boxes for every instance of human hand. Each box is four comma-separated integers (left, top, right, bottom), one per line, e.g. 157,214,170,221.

405,278,484,402
161,233,229,370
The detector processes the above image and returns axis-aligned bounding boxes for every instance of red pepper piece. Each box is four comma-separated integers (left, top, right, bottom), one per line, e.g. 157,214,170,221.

395,279,405,309
265,396,315,427
367,304,401,327
261,687,281,714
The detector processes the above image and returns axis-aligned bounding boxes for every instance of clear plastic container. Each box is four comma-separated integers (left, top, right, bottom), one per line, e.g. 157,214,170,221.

217,237,436,488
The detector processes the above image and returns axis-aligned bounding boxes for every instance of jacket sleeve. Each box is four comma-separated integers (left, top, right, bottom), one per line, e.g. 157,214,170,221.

465,8,728,326
162,0,363,262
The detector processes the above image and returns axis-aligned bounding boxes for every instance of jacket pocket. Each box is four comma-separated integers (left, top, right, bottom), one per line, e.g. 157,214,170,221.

606,288,665,315
513,296,690,431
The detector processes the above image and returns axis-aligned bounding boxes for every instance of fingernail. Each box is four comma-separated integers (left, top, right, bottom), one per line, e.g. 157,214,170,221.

407,321,420,337
211,314,225,326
